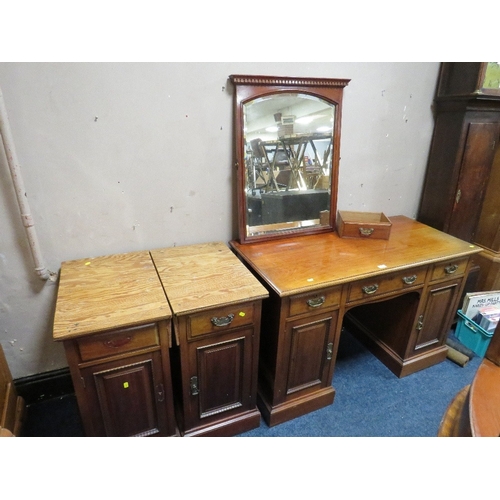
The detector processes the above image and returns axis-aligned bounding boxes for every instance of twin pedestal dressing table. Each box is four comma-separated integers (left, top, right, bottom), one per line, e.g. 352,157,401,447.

52,75,482,436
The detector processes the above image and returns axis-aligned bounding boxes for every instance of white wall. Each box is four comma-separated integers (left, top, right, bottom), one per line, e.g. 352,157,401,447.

0,62,440,379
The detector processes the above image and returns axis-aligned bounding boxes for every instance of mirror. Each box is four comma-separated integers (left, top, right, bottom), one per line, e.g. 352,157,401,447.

230,75,350,243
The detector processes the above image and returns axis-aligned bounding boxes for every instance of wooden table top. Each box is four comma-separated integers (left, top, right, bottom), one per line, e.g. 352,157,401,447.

470,358,500,437
151,242,268,316
53,251,171,340
230,216,482,296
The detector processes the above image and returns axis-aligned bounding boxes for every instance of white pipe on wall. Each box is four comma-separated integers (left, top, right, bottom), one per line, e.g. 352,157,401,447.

0,86,56,281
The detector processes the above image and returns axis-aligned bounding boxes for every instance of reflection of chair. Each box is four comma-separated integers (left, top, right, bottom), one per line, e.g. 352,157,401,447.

275,169,292,189
249,139,279,192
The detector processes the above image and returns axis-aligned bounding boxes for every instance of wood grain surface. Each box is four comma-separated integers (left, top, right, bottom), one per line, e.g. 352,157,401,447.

151,242,268,315
53,251,171,340
469,358,500,436
231,216,482,296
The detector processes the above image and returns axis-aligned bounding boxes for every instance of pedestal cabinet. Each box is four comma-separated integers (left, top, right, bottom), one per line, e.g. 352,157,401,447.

150,242,268,436
231,216,481,426
53,251,178,437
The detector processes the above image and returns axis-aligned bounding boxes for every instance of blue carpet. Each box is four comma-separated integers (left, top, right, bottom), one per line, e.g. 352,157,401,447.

20,329,482,438
238,329,482,437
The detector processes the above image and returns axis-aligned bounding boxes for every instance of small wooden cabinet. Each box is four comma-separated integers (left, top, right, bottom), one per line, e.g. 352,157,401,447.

53,251,178,437
231,216,481,426
151,242,268,436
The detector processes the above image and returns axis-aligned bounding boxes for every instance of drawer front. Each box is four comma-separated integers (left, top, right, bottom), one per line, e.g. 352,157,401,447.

187,303,255,338
347,267,427,303
430,258,468,282
77,323,159,362
77,323,160,361
288,286,341,317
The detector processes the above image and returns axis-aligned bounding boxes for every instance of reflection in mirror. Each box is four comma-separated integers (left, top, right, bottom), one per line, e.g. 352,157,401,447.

230,75,350,243
244,94,334,234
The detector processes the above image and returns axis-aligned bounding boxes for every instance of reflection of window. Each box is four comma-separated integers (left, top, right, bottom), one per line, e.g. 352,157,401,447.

484,62,500,90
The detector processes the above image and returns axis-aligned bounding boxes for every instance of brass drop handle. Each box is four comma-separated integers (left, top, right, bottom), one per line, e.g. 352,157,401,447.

362,284,379,295
402,275,417,285
445,264,459,274
307,296,326,308
103,336,132,348
359,227,374,237
211,313,235,327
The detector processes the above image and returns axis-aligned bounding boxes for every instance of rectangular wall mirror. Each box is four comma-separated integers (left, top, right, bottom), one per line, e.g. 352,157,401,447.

230,74,350,244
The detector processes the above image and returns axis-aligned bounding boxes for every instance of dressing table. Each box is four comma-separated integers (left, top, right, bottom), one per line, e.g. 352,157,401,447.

228,75,482,426
230,217,480,426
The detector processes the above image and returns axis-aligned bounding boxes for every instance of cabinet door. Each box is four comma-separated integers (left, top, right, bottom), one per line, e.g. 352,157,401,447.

474,140,500,252
281,311,338,401
185,327,255,430
448,121,500,242
411,279,463,354
81,351,169,437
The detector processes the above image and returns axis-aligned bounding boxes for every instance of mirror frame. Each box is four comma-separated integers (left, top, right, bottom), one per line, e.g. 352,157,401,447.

230,74,350,244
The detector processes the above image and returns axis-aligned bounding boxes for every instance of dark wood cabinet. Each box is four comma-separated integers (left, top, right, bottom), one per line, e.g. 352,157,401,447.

258,297,339,427
473,136,500,291
418,64,500,243
151,242,268,436
77,344,169,437
53,252,178,437
475,144,500,252
418,63,500,293
169,311,261,436
412,277,463,353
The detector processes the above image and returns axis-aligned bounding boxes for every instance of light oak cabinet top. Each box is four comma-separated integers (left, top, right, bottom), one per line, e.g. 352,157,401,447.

150,242,268,315
53,251,171,341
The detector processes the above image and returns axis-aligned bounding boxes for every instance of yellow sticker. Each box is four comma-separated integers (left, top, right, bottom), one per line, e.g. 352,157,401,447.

85,262,91,266
123,382,129,389
239,312,245,317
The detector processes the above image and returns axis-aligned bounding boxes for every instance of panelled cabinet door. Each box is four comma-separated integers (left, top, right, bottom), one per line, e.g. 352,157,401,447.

411,279,463,354
185,327,255,430
474,140,500,252
448,122,500,242
81,351,169,437
281,311,338,401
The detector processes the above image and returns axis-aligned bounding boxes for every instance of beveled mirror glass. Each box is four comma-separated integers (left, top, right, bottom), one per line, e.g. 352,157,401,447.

230,75,350,243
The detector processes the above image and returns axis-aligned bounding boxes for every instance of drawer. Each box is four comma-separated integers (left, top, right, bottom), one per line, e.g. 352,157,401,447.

288,286,341,317
77,323,159,362
430,258,468,282
187,303,255,338
347,267,427,303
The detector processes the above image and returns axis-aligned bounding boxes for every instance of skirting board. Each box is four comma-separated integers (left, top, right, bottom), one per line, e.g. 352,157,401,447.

14,367,74,406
